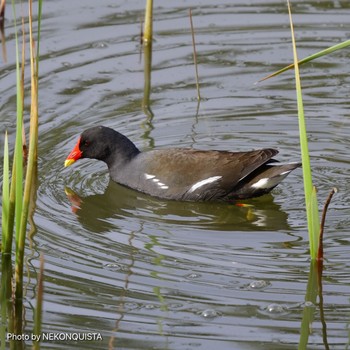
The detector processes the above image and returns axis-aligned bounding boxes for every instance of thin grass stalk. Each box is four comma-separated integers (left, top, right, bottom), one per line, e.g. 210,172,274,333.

139,16,143,63
317,188,337,261
142,0,153,118
189,8,201,101
143,0,152,45
36,0,42,72
287,0,320,260
0,0,5,19
142,41,154,118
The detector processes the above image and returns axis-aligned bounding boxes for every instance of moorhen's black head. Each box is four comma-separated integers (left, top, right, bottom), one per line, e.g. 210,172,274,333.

65,126,140,167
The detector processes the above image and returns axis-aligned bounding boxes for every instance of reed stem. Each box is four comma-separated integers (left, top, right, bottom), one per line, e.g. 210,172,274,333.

287,0,320,260
143,0,152,46
189,8,201,101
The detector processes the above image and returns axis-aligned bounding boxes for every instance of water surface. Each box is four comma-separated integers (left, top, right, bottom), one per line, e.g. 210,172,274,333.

0,1,349,349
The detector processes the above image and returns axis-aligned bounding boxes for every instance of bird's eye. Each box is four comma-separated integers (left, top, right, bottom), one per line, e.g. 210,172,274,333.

80,140,90,147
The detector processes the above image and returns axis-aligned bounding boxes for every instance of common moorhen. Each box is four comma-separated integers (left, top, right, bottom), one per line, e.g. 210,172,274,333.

65,126,301,201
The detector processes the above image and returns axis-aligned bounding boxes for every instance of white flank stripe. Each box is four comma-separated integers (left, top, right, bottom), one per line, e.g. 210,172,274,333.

157,182,169,189
145,174,169,190
269,161,300,167
189,176,222,193
145,173,155,180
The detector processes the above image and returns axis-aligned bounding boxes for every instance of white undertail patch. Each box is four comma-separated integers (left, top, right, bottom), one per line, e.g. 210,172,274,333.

251,178,269,189
189,176,222,193
251,171,292,190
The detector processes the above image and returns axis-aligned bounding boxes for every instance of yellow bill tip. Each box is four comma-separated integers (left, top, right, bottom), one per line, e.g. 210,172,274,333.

64,159,75,167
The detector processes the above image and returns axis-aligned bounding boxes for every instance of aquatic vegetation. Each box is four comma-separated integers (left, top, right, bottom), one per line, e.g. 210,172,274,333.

287,0,320,261
1,0,43,348
260,1,340,262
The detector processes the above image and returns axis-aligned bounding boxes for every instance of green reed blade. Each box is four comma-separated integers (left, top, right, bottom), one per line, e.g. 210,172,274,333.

11,0,26,302
259,39,350,82
310,187,320,257
288,0,320,260
1,132,10,251
36,0,43,73
11,0,24,251
16,0,41,300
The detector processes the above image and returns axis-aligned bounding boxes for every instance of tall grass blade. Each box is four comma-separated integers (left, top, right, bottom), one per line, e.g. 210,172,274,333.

287,0,320,260
15,0,41,299
1,130,15,259
11,0,24,253
21,18,27,157
2,132,10,253
12,0,24,302
259,39,350,82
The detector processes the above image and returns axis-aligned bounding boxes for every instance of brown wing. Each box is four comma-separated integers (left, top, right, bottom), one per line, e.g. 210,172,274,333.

137,148,278,201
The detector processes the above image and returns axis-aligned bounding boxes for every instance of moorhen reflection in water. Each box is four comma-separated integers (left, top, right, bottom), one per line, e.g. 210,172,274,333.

65,181,293,233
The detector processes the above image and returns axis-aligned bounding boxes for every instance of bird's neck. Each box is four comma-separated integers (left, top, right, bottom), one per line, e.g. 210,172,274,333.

104,133,140,169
